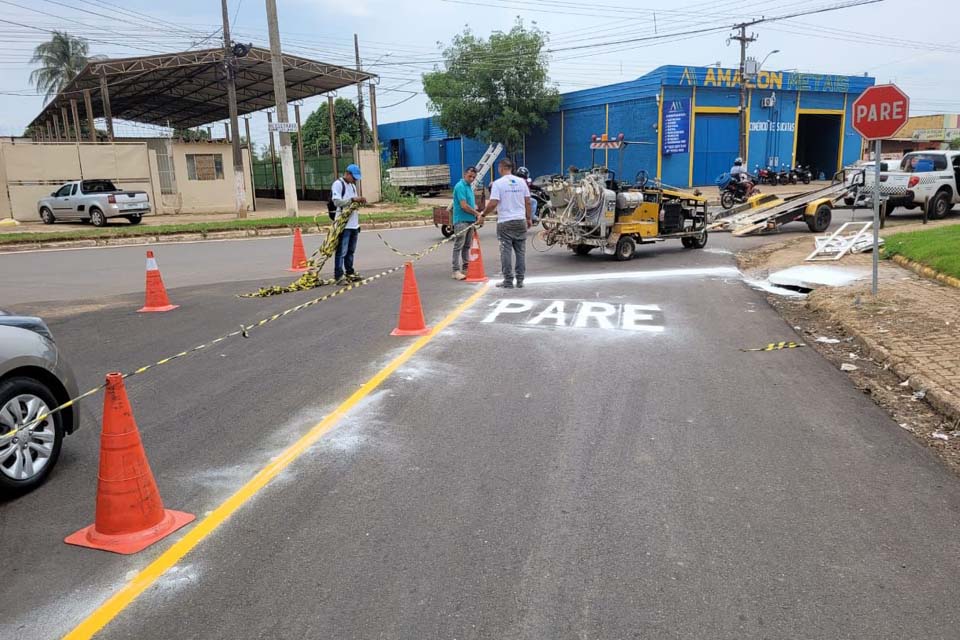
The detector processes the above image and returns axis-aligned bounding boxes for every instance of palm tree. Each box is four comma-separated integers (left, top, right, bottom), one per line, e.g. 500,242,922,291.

29,32,91,102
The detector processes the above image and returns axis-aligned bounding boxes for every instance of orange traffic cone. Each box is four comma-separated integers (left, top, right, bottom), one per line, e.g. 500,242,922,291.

65,373,194,554
137,250,178,313
287,227,309,272
390,262,431,336
464,231,488,283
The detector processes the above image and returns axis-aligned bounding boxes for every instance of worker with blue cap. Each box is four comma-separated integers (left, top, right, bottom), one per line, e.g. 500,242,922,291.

331,163,367,285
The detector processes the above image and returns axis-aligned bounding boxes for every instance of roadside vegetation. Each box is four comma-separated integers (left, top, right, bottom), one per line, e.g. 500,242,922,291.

0,210,432,245
883,223,960,279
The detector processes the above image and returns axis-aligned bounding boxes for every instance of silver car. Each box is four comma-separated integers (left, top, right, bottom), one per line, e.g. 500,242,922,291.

0,313,79,494
37,179,151,227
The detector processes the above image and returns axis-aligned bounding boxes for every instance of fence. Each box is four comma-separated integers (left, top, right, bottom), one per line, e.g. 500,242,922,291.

252,148,355,200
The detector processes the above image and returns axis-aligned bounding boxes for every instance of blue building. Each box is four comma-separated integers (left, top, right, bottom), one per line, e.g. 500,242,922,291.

377,65,875,188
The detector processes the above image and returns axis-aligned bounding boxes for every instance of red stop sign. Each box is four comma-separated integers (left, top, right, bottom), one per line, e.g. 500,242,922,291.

851,84,910,140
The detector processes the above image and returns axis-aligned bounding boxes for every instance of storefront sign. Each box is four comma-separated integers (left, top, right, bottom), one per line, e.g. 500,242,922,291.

662,99,690,155
749,121,796,133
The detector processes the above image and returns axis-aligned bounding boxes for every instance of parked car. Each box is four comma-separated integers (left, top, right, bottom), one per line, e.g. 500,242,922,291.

842,159,901,206
37,179,151,227
0,312,79,494
880,151,960,219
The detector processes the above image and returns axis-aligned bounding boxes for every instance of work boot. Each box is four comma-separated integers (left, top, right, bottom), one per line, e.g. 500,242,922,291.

346,272,363,282
516,279,524,289
452,271,466,281
496,279,514,289
336,276,349,286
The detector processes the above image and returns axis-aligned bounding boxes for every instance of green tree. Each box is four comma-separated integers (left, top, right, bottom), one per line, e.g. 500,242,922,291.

29,31,92,102
173,128,211,142
422,20,559,155
949,137,960,150
293,98,368,152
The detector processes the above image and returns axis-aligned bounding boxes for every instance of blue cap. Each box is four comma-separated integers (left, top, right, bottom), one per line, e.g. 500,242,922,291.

346,164,362,180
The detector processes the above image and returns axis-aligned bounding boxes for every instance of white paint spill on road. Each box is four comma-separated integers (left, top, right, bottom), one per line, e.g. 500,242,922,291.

769,265,868,289
703,247,734,255
521,266,740,285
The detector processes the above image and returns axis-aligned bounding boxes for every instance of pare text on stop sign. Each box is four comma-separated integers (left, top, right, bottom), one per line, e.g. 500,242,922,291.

481,298,664,332
855,100,905,123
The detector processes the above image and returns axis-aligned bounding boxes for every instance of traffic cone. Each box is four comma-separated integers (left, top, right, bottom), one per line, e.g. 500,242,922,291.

287,227,309,272
65,373,194,554
390,262,431,336
464,230,488,283
137,250,178,313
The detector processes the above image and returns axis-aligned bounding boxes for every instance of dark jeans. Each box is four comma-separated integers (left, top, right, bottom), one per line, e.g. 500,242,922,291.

497,220,527,282
335,228,359,279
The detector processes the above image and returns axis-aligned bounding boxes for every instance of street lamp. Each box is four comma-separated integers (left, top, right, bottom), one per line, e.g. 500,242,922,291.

758,49,780,72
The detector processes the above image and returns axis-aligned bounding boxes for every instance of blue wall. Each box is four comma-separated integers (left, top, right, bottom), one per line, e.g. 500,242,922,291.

378,65,875,188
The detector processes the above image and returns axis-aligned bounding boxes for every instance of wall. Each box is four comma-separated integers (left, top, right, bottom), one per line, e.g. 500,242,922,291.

356,148,382,203
169,142,253,214
0,141,153,221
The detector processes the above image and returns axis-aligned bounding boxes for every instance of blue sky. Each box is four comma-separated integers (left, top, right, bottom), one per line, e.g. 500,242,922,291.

1,0,957,151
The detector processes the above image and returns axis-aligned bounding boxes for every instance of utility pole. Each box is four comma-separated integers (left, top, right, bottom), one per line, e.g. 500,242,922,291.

731,24,756,162
265,0,299,216
221,0,247,218
354,34,366,147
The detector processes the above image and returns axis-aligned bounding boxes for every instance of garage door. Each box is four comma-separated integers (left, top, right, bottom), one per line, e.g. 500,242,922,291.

692,114,738,186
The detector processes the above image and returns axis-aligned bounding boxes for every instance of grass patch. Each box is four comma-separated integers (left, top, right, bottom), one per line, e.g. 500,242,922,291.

883,224,960,280
0,210,432,245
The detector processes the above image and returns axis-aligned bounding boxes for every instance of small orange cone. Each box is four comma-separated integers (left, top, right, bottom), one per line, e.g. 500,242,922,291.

137,250,178,313
65,373,194,554
464,231,488,283
390,262,431,336
287,227,309,272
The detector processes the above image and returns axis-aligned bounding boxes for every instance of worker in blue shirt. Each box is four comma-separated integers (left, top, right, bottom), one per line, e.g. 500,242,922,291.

451,165,481,280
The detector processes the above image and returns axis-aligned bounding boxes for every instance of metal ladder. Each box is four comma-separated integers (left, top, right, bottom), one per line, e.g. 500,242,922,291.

471,143,503,188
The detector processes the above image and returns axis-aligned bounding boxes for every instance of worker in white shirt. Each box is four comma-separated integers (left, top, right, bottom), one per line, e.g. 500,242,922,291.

483,157,532,288
331,164,367,285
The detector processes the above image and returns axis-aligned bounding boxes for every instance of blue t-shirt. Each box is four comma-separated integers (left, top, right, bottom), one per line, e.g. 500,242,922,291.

452,179,476,224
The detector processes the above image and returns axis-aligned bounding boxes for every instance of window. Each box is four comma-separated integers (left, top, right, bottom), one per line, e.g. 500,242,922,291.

81,180,117,193
900,153,947,172
186,154,224,181
55,185,72,197
71,184,78,195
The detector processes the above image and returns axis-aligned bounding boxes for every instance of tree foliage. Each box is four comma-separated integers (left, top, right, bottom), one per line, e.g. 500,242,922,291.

422,20,559,155
30,31,92,102
293,98,368,151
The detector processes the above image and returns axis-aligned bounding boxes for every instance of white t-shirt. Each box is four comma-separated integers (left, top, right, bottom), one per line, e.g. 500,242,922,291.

490,175,530,223
332,179,360,229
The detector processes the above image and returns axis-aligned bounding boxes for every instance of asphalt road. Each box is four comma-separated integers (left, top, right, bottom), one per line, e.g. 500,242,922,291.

1,220,958,639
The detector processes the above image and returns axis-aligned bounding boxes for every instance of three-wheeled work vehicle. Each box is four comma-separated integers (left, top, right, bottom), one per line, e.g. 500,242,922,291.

537,136,709,260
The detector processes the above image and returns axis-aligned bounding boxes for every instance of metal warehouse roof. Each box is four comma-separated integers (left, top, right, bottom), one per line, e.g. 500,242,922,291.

29,47,376,130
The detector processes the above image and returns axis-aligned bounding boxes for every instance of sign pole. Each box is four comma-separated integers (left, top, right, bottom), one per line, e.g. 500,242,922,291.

872,138,881,296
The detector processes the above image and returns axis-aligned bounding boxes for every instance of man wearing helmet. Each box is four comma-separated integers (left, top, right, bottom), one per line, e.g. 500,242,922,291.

730,157,754,196
513,166,538,224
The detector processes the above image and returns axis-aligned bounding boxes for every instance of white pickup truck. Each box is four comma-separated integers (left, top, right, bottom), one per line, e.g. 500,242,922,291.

880,150,960,219
37,180,151,227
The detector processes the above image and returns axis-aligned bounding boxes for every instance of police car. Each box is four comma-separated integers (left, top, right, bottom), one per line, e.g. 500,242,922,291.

881,150,960,218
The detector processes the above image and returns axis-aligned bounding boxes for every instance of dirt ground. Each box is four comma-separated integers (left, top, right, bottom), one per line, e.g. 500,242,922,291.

738,218,960,477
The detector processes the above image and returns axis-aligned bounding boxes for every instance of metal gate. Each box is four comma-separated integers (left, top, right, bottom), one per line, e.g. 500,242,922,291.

692,113,738,186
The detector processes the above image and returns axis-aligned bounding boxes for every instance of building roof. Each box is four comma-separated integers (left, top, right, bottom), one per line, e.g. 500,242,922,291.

29,47,375,130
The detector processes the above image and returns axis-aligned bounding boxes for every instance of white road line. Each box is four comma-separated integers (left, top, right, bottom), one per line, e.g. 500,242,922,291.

522,266,741,285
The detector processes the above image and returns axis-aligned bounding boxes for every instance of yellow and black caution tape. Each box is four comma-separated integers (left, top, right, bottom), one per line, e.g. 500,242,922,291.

0,221,481,439
741,341,806,352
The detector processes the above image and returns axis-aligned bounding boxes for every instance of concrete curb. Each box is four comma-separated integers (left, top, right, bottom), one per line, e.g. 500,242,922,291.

890,254,960,289
807,295,960,422
0,219,435,253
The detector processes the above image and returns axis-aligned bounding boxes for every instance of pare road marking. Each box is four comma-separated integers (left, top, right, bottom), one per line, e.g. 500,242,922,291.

481,298,664,332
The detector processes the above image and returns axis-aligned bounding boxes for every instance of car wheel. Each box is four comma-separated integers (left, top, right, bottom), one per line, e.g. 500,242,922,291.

806,204,832,232
89,208,107,227
572,244,594,256
125,214,142,225
614,235,636,261
440,225,454,238
0,377,64,495
720,191,736,209
927,191,950,220
40,208,56,225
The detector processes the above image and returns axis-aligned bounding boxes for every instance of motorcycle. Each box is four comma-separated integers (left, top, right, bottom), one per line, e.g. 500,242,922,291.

792,165,813,184
776,165,792,185
717,173,753,209
529,182,549,227
755,165,775,185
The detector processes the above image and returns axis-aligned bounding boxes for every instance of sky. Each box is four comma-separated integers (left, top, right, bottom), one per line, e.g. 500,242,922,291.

0,0,958,152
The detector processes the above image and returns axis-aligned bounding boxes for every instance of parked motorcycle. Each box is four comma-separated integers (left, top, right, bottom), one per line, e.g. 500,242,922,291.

755,165,775,185
773,165,790,185
792,165,813,184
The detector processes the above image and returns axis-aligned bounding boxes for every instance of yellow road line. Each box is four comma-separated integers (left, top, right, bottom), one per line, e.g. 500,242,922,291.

64,283,490,640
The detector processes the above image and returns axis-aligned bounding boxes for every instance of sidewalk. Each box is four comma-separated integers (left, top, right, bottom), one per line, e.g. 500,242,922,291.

739,219,960,468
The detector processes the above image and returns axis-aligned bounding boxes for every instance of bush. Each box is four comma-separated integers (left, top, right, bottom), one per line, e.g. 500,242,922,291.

381,177,419,207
